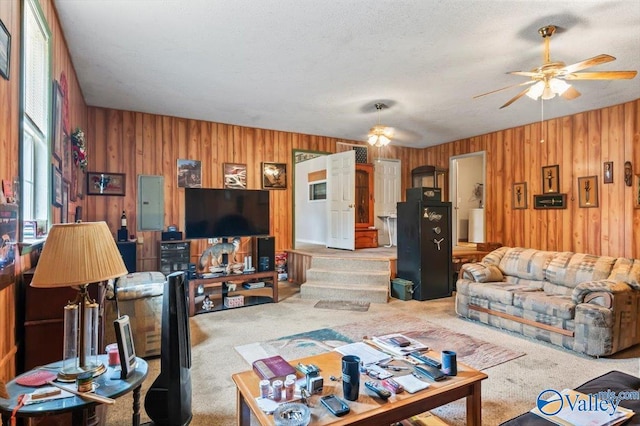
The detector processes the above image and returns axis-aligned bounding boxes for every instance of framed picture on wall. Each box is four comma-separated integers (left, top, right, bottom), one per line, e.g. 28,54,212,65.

0,18,10,80
61,180,69,223
51,165,62,207
86,172,126,196
177,159,202,188
223,163,247,189
578,176,598,208
603,161,613,184
541,165,560,194
512,182,527,209
52,81,64,163
262,162,287,189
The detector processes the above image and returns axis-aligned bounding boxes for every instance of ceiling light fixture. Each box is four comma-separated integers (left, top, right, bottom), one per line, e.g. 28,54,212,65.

367,103,393,147
525,78,571,101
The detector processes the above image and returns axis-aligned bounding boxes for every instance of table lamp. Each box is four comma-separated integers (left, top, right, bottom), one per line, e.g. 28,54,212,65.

31,222,128,381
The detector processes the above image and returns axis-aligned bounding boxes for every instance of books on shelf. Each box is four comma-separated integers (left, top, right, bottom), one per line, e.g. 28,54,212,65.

369,333,428,357
243,281,265,289
530,388,634,426
252,355,296,382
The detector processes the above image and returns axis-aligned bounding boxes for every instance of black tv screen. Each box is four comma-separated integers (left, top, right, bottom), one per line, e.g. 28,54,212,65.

184,188,270,239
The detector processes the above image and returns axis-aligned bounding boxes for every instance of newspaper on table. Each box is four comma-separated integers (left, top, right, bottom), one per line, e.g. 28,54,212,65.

334,342,391,366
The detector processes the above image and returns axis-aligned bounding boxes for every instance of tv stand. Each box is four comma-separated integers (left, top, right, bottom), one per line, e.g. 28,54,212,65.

187,270,278,316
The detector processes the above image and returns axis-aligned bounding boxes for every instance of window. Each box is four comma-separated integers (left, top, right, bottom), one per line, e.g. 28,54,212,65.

309,181,327,201
21,0,51,240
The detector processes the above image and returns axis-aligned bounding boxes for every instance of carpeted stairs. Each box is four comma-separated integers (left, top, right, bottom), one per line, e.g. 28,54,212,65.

300,256,390,303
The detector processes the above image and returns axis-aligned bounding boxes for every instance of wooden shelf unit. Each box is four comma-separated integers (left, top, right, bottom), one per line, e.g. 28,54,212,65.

187,270,278,317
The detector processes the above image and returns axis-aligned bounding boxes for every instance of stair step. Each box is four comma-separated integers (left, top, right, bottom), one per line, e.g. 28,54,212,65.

305,269,390,286
311,256,390,272
301,282,389,304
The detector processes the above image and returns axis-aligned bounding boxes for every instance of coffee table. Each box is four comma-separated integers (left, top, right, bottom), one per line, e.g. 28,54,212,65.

232,350,487,425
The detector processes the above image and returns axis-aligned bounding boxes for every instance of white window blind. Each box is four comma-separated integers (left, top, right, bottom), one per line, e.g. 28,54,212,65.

24,1,48,134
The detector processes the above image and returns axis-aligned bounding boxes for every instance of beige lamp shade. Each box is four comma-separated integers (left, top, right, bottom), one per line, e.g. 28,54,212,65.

31,221,128,288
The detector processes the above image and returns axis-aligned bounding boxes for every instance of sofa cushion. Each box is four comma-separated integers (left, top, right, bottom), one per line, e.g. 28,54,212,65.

498,247,555,281
458,281,537,305
608,257,640,290
482,246,509,266
513,292,575,319
545,252,616,289
461,263,504,282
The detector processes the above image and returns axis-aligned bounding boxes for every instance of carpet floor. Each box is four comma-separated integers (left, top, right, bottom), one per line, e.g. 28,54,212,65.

106,282,640,426
235,313,524,371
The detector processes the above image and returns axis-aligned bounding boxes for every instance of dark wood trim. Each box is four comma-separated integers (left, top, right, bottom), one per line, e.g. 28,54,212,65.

468,304,574,337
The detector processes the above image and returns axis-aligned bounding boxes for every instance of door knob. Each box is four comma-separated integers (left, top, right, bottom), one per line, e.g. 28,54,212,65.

349,204,355,208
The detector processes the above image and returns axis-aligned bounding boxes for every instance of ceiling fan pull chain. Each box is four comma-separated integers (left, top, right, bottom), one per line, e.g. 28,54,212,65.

540,99,545,143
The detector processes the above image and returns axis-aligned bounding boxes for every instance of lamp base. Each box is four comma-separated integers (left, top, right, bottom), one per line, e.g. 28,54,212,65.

57,362,107,383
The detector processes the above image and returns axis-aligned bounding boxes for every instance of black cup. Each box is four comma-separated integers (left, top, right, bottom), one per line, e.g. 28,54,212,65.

341,355,361,401
442,350,457,376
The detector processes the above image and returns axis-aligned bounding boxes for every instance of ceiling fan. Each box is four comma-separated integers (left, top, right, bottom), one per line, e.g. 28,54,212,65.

474,25,638,109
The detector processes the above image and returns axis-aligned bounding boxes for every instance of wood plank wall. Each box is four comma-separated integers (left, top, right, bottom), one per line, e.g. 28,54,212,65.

422,99,640,258
0,0,88,381
84,109,428,270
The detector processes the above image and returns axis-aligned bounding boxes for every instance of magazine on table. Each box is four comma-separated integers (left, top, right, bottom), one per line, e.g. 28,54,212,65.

370,333,428,357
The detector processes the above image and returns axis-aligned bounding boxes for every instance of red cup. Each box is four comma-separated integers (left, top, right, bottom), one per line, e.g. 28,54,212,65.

106,343,120,366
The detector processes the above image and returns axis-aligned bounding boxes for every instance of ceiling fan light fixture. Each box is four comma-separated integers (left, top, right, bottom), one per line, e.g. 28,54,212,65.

367,103,393,147
526,81,545,100
549,78,570,95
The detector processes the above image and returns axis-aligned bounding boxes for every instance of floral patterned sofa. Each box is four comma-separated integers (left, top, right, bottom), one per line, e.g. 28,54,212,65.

455,247,640,356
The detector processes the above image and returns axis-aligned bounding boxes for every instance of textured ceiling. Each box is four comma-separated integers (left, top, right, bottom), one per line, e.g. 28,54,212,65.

53,0,640,148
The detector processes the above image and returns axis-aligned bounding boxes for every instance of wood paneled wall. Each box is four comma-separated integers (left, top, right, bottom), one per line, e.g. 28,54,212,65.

422,100,640,258
84,109,428,270
0,0,88,381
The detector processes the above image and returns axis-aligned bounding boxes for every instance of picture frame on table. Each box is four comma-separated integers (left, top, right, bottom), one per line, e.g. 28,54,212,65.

512,182,527,209
578,176,598,208
223,163,247,189
114,315,137,379
0,18,10,80
541,165,560,194
86,172,126,196
51,165,62,207
262,162,287,189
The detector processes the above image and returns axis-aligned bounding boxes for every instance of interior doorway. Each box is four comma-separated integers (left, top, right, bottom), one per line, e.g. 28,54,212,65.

449,152,486,248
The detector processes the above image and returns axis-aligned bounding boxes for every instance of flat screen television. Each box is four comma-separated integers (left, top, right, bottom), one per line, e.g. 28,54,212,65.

184,188,270,239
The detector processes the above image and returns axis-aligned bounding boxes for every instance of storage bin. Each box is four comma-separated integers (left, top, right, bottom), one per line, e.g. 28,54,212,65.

391,278,414,301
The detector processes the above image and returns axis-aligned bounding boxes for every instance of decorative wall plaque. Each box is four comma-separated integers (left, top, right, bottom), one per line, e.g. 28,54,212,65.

533,193,567,209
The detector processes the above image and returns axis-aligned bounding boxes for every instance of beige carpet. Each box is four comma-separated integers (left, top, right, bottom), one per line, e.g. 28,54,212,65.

106,282,640,426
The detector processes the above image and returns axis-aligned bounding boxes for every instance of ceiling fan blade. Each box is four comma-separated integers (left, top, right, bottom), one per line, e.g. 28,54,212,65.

499,86,532,109
508,71,540,77
561,54,615,74
561,86,581,100
564,70,638,80
474,80,536,99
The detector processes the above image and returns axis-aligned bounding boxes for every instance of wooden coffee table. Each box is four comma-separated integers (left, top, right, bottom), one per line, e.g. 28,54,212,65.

232,350,488,425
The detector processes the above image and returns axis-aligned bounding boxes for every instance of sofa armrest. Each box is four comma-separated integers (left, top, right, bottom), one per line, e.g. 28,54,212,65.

572,280,632,307
460,263,504,283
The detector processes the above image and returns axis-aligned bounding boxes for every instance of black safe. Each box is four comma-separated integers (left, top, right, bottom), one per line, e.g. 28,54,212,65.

396,199,453,301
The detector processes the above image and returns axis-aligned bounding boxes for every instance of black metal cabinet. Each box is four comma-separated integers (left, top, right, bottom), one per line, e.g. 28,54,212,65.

159,240,191,275
396,200,452,301
117,241,137,273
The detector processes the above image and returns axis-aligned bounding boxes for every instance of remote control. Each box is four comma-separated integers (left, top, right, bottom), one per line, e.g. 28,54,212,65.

409,352,442,369
381,378,404,393
414,364,447,382
364,381,391,400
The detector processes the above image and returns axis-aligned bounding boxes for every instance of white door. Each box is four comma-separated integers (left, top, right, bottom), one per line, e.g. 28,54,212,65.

374,158,401,246
326,150,355,250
